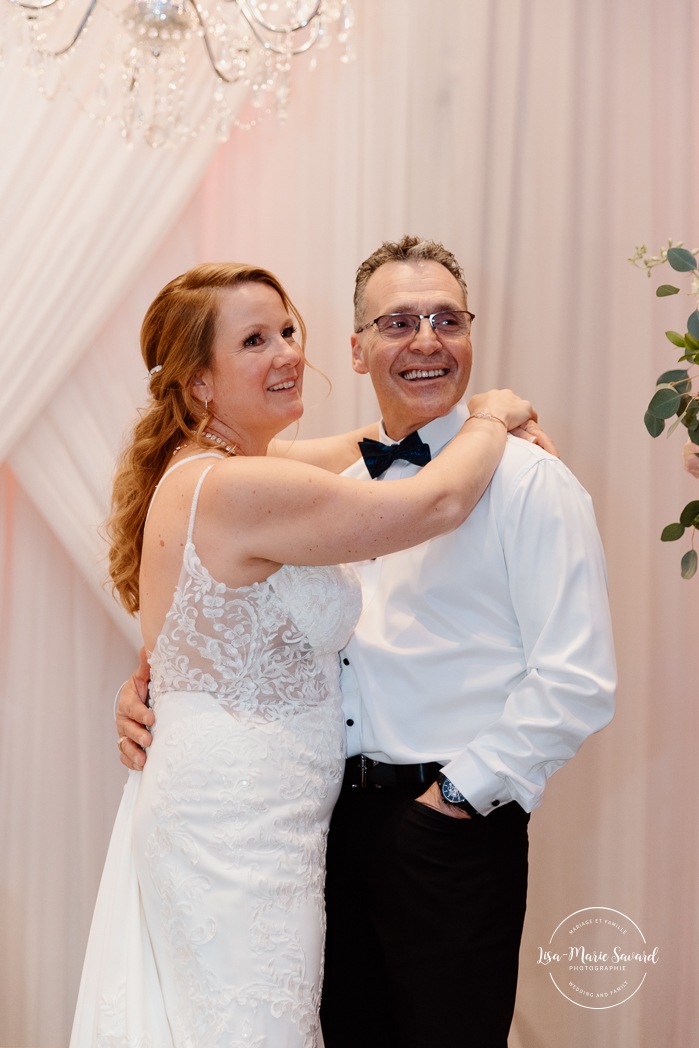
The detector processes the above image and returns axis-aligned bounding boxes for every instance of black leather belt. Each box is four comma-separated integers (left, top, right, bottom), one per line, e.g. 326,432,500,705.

344,755,442,789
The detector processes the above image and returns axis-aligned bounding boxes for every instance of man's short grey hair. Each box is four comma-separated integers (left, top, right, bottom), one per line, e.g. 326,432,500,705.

353,235,469,330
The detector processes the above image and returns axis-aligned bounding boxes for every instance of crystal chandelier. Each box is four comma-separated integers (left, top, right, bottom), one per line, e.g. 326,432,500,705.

3,0,354,146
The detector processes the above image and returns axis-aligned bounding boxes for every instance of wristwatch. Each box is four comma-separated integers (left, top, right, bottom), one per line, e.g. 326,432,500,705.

437,772,482,818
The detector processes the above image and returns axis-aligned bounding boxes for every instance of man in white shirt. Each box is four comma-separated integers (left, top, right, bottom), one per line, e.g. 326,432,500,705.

318,236,615,1048
116,236,615,1048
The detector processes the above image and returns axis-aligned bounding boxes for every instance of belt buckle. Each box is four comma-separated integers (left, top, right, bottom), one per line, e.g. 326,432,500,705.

351,754,381,789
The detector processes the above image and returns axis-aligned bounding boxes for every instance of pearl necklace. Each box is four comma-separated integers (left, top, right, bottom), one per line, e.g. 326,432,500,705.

202,431,238,455
173,431,238,456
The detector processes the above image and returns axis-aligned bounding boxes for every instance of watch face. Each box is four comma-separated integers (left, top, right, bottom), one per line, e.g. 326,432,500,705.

441,776,466,805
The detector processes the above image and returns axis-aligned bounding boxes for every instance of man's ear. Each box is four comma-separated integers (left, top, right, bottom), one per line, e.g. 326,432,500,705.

351,334,369,375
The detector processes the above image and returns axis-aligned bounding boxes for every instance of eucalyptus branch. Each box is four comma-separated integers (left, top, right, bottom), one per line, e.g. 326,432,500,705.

634,239,699,578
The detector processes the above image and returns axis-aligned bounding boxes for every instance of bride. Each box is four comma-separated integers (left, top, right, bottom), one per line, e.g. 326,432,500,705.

70,262,536,1047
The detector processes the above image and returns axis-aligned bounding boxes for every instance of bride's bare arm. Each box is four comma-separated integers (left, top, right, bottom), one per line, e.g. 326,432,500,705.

268,402,560,474
268,422,380,474
214,390,534,569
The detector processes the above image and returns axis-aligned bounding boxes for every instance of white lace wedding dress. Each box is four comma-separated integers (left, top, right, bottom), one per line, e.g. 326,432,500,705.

70,456,361,1048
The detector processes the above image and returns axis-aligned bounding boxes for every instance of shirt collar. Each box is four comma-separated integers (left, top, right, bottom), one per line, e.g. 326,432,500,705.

378,400,469,455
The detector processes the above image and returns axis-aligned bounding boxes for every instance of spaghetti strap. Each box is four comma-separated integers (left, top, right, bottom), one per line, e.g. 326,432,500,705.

145,452,224,529
186,465,216,545
157,451,224,488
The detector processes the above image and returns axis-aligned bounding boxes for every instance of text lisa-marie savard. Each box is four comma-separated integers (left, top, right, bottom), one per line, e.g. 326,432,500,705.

537,946,659,968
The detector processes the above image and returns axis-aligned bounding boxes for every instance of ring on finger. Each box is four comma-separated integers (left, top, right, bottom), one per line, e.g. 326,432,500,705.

117,736,128,753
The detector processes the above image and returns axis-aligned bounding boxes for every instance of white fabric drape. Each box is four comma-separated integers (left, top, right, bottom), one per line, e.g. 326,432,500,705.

0,32,245,464
1,1,697,1045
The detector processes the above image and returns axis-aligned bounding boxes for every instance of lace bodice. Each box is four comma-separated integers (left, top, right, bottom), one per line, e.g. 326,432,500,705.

148,456,362,721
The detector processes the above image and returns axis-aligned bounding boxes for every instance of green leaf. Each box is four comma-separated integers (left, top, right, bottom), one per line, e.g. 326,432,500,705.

667,247,698,272
648,387,682,418
682,400,699,429
687,310,699,340
684,331,699,353
679,501,699,527
661,522,685,541
691,427,699,446
656,284,680,297
665,330,686,348
644,410,665,436
656,368,691,392
681,549,698,579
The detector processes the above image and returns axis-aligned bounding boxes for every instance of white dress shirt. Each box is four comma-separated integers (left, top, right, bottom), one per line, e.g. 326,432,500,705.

340,403,616,815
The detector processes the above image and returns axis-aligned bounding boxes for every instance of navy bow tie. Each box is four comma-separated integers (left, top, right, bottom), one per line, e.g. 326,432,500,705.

357,431,432,479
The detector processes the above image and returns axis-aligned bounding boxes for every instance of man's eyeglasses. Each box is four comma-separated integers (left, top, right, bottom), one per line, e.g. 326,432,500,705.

355,310,475,342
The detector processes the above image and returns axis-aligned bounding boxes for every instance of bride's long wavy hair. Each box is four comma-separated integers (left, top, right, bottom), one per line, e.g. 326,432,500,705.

105,262,307,615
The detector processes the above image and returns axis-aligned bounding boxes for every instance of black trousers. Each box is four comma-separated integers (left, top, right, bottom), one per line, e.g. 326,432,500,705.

320,769,529,1048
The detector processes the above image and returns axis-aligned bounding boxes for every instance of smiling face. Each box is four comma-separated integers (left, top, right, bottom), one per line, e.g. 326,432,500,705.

351,260,473,439
195,281,305,454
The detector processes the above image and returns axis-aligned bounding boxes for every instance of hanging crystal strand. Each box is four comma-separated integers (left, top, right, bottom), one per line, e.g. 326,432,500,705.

340,0,355,30
274,53,291,121
212,82,227,140
24,14,48,79
121,48,143,145
85,19,122,126
171,50,189,139
315,5,331,51
338,0,354,62
91,56,109,121
144,46,168,147
212,65,236,141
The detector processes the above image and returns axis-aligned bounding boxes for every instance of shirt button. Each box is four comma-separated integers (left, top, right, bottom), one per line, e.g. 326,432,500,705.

342,658,350,665
346,718,354,726
492,799,500,807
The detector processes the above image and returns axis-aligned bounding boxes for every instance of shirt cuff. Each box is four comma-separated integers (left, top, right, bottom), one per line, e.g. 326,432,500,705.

440,753,517,817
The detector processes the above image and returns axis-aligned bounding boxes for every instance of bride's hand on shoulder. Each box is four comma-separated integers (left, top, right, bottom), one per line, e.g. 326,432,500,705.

510,419,559,457
467,389,535,432
468,390,559,457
